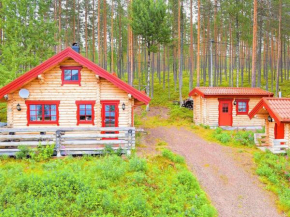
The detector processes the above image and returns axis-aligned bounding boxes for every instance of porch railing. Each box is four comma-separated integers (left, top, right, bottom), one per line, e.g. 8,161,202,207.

0,127,135,157
270,139,288,154
254,133,267,146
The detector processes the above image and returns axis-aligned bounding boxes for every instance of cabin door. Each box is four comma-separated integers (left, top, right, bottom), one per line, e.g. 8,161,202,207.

218,100,233,126
274,123,284,139
101,101,119,135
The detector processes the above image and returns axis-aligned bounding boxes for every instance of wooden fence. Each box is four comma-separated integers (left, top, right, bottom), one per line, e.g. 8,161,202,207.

0,127,136,156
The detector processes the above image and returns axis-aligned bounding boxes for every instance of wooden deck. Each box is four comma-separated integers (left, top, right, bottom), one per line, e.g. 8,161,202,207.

254,133,288,154
0,127,136,156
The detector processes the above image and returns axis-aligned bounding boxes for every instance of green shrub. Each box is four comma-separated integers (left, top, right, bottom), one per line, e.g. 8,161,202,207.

129,157,147,172
0,154,217,216
162,149,185,164
30,144,55,162
254,151,290,214
234,130,254,146
15,145,31,159
200,124,210,129
212,128,231,144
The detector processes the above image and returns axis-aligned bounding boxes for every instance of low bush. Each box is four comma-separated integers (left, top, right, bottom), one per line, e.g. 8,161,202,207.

162,149,185,164
0,153,216,216
212,127,231,144
234,130,255,146
254,151,290,215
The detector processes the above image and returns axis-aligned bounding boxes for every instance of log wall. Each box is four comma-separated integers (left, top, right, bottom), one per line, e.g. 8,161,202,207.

193,95,265,127
7,59,134,128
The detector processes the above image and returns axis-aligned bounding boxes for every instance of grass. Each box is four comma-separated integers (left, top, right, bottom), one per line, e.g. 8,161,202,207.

0,152,217,217
254,150,290,216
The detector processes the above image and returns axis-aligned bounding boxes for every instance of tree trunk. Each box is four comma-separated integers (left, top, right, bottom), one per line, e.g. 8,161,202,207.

98,0,101,65
92,0,95,62
196,0,201,87
104,0,107,70
251,0,257,87
85,0,88,57
276,0,282,96
189,0,193,90
111,0,114,72
146,48,151,111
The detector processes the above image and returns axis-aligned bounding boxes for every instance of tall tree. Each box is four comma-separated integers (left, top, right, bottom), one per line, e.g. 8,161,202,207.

276,0,282,96
197,0,201,87
131,0,171,110
251,0,257,87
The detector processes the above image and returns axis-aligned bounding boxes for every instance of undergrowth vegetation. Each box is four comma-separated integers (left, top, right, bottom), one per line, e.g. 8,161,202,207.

0,151,217,216
254,151,290,216
16,144,55,162
211,127,255,147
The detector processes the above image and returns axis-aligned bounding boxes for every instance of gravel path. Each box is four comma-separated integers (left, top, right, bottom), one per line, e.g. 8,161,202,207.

139,126,283,217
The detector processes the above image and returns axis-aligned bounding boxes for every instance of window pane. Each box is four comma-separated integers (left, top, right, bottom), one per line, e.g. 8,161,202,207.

80,116,86,120
30,111,36,116
30,105,36,110
64,70,72,80
44,116,51,121
86,116,92,120
30,116,36,121
80,110,85,115
51,116,56,121
86,110,92,115
51,105,56,110
37,105,42,110
238,102,246,112
37,115,42,121
51,111,56,115
71,70,79,80
86,105,92,109
80,105,86,109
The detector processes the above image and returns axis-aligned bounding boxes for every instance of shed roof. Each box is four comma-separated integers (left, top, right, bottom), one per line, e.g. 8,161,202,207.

189,87,273,98
0,47,150,104
249,98,290,124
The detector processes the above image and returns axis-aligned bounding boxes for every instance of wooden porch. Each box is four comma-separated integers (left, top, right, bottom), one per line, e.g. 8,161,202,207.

254,133,288,154
0,127,136,156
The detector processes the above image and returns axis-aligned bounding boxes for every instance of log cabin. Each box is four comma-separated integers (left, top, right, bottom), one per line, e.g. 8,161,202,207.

249,98,290,153
0,47,150,128
0,46,150,156
189,87,273,129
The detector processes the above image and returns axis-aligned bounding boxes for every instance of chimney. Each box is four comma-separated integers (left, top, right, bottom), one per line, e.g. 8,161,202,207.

71,43,80,53
279,89,282,98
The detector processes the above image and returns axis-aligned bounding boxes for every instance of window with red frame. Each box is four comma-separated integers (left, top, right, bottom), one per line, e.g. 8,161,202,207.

75,101,95,125
26,101,60,125
60,66,82,85
236,99,249,115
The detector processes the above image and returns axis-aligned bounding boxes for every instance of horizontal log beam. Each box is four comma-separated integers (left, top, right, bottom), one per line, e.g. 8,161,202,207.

0,135,55,140
0,141,55,146
61,133,127,139
61,140,128,145
0,127,135,133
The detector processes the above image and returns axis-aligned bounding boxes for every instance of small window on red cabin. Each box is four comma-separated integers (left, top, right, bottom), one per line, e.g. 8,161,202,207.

75,101,95,125
26,101,60,126
236,99,249,115
60,66,82,86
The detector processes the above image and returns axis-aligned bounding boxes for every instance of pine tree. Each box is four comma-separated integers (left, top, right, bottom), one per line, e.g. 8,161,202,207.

131,0,171,110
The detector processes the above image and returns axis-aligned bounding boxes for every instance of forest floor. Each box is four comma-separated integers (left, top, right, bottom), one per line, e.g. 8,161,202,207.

136,107,283,217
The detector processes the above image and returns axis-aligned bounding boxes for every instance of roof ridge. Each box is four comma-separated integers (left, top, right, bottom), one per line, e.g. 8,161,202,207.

0,47,151,104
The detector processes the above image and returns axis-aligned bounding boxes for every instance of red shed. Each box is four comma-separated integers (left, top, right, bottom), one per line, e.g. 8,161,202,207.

189,87,273,129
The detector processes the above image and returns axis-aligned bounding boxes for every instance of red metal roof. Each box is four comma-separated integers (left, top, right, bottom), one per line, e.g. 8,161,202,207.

0,47,150,104
189,87,273,98
249,98,290,124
